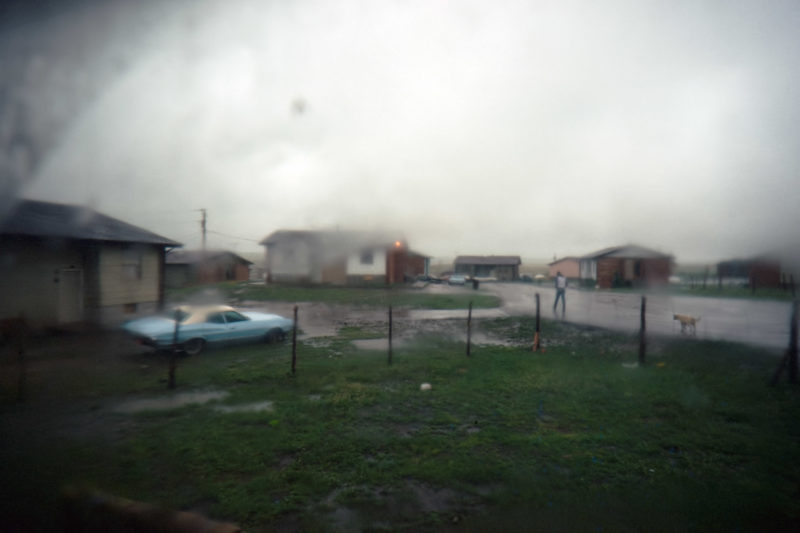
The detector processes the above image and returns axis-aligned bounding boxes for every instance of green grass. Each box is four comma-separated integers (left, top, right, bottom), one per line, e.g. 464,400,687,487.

2,319,800,532
169,281,501,309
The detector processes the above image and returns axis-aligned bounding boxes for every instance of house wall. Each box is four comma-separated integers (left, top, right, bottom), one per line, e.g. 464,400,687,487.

640,258,671,286
595,257,671,288
407,255,428,277
165,264,191,288
97,244,162,324
549,259,580,279
0,238,164,326
267,241,318,283
321,260,347,284
195,259,250,284
749,261,781,288
0,237,84,325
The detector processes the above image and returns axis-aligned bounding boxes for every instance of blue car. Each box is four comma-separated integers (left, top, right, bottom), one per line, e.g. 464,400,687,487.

123,305,294,355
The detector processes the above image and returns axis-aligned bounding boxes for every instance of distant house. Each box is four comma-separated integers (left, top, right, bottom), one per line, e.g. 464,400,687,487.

454,256,521,281
165,249,253,288
579,245,672,289
0,199,180,327
717,256,781,288
548,257,580,279
260,230,429,285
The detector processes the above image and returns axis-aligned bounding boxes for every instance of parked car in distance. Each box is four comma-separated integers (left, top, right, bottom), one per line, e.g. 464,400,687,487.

122,305,294,355
448,273,467,286
416,274,443,284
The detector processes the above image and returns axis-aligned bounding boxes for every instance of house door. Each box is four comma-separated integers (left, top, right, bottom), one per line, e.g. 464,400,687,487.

58,269,83,323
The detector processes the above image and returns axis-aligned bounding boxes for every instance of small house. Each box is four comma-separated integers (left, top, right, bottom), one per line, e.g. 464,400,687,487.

579,245,672,289
454,256,521,281
0,199,180,327
260,230,429,285
165,249,253,288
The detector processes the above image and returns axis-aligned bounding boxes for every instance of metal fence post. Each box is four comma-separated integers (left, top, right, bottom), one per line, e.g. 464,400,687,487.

638,296,647,365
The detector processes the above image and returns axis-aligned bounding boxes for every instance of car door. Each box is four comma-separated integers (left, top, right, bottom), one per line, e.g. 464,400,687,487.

202,311,230,343
222,310,259,341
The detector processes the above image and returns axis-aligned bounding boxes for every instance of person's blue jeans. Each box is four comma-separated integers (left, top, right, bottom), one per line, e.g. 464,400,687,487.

553,289,565,315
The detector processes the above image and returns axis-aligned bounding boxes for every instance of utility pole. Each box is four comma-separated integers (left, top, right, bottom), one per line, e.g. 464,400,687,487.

199,208,207,251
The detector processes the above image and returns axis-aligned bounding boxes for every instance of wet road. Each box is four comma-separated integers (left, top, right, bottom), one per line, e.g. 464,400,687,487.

486,283,794,351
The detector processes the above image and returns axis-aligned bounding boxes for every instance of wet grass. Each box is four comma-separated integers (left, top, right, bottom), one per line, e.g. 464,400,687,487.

169,281,502,309
2,319,800,531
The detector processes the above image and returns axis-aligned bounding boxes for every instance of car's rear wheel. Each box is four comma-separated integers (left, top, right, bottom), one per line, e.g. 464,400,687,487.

265,329,285,343
182,338,205,356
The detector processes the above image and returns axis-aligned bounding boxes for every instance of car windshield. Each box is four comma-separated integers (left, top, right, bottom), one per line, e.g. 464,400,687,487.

171,309,192,323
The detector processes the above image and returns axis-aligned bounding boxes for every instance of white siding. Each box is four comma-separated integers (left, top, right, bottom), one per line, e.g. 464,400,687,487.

346,248,386,276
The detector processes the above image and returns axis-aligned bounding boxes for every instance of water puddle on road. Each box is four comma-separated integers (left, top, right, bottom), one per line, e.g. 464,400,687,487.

114,390,229,414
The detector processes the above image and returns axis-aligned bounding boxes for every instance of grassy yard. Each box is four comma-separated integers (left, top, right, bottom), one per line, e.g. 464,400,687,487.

2,318,800,532
169,281,502,309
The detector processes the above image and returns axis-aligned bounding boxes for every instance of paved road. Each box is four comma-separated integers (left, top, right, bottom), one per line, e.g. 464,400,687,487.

484,283,794,351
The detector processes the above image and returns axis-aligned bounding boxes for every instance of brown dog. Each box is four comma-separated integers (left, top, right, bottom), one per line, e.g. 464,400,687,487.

673,314,700,335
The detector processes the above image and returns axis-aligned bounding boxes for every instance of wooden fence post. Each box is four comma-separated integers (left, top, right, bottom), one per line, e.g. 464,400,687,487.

168,309,179,389
532,293,541,352
638,296,647,365
771,300,799,385
789,300,798,384
388,305,393,366
291,305,298,375
466,301,473,357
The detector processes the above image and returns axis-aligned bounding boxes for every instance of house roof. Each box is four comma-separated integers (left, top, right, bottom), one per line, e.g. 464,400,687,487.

548,256,579,266
454,255,521,266
580,245,672,260
166,249,253,266
0,199,181,246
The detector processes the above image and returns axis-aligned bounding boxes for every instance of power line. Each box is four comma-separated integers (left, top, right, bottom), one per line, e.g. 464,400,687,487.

207,230,262,243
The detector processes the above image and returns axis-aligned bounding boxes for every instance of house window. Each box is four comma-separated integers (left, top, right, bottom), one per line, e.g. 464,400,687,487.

122,247,142,280
360,251,374,265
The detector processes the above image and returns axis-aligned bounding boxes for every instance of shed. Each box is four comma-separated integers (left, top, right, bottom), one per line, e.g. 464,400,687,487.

0,199,180,327
165,249,253,288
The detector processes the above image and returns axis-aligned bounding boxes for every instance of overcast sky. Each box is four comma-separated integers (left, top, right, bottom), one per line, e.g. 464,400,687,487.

2,0,799,263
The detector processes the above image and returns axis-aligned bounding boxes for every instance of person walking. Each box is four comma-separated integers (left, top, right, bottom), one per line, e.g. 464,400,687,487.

553,271,567,317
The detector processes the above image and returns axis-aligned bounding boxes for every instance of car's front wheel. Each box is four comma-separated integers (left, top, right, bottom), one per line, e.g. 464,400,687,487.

182,338,205,356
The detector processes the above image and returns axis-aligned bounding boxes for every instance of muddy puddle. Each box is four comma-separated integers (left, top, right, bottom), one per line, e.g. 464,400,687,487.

113,390,229,414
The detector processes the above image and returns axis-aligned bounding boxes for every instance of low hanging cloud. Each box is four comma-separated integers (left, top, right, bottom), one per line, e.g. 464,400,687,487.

4,0,799,263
